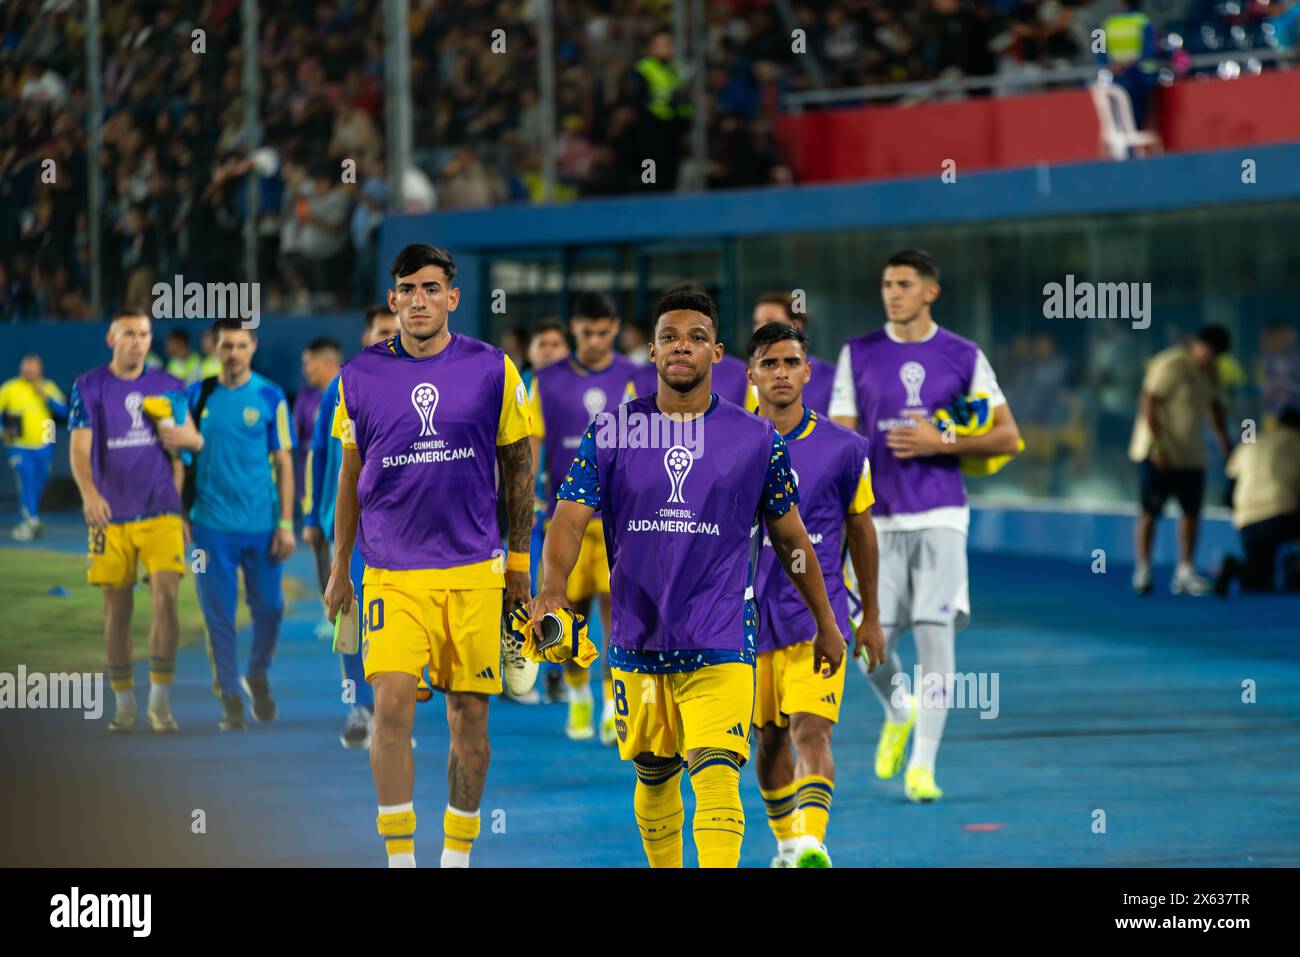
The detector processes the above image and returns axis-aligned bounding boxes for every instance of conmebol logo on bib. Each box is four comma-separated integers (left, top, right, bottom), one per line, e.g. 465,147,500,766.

582,387,606,419
664,445,693,504
899,362,926,407
124,391,145,431
410,382,439,436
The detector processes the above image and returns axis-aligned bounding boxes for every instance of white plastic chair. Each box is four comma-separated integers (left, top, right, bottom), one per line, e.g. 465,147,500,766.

1090,81,1163,160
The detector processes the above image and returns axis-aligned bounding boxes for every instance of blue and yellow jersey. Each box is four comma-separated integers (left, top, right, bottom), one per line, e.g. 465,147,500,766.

187,371,294,534
0,377,67,449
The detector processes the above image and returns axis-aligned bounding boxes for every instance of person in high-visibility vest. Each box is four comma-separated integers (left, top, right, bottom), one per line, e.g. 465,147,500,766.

621,27,693,191
1100,0,1158,128
164,328,202,384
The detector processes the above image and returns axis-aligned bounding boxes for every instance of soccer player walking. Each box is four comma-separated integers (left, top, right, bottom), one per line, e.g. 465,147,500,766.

532,286,845,868
324,245,535,868
527,292,636,742
69,310,188,732
831,249,1022,802
159,318,297,731
747,322,885,867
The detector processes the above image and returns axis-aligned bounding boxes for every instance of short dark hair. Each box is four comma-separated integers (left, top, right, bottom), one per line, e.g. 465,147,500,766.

571,291,618,322
755,291,807,325
747,321,809,360
305,337,342,358
363,304,392,328
1195,325,1231,356
884,248,940,283
212,317,254,337
531,319,568,343
166,328,191,345
390,244,456,285
654,284,719,336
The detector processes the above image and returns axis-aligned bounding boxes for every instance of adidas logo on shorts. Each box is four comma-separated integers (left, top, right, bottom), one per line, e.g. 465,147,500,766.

822,693,837,705
477,666,495,680
726,722,746,737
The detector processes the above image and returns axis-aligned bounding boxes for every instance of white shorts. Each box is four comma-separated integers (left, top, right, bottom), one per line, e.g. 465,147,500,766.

848,528,970,632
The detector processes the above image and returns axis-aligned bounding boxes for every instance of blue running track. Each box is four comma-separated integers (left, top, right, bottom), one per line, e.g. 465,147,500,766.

2,516,1297,867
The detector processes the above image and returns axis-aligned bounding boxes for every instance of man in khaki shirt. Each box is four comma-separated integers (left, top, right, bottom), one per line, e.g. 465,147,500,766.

1128,326,1232,595
1215,407,1300,593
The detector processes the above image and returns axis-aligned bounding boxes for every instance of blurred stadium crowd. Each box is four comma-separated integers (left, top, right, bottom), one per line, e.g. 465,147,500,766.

3,0,1297,321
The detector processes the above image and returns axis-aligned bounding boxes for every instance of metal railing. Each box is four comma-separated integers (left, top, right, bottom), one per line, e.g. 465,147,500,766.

782,47,1295,112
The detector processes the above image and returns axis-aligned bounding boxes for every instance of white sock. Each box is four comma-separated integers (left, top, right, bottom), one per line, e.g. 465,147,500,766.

1176,561,1196,578
388,853,416,868
863,626,908,724
114,689,136,712
148,682,170,710
908,622,956,774
777,837,799,857
441,804,478,868
566,683,593,705
440,847,470,868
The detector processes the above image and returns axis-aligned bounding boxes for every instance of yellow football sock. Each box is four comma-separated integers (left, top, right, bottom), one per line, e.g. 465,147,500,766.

759,779,799,844
793,774,834,842
108,663,133,692
442,805,480,865
688,749,745,868
377,803,416,866
633,757,685,868
148,655,175,686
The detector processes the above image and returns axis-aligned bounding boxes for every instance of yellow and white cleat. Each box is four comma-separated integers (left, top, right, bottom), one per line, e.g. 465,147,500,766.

875,694,915,779
904,766,943,803
108,700,137,733
566,698,595,740
599,699,617,746
146,703,179,733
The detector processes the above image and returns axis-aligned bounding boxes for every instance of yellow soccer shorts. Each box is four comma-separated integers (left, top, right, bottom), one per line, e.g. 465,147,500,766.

359,567,503,694
543,517,609,604
611,661,755,764
87,514,186,588
754,640,846,729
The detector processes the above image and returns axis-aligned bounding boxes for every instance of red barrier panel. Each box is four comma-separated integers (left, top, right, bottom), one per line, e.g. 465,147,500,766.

1160,71,1300,150
776,89,1099,182
776,73,1300,183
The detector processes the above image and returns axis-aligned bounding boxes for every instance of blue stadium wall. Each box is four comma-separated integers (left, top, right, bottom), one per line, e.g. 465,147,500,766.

5,143,1297,564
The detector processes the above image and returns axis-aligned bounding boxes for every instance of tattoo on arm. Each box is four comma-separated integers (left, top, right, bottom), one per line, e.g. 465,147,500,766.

498,436,534,554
